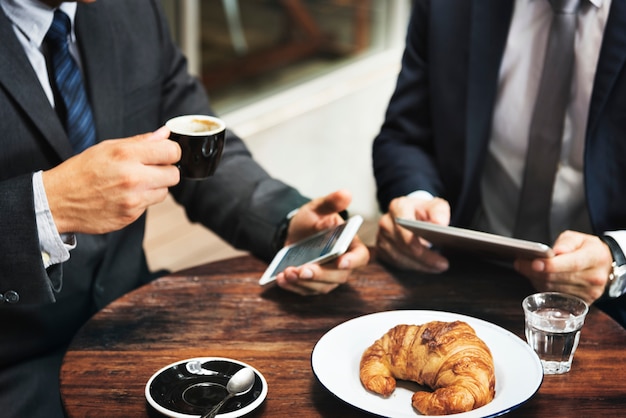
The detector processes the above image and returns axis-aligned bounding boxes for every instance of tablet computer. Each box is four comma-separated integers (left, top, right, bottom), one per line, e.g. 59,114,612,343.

395,218,553,260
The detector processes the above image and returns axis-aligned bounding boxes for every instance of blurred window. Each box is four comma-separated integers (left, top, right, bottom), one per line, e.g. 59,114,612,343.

162,0,409,113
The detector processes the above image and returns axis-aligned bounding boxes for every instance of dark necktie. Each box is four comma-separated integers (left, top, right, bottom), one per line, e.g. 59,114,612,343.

513,0,581,243
45,9,96,153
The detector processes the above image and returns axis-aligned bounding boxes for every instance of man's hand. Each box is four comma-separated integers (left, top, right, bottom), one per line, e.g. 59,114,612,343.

514,230,612,304
375,195,451,272
274,189,370,295
42,126,181,235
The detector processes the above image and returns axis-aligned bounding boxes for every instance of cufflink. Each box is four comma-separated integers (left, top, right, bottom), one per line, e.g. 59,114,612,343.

0,290,20,304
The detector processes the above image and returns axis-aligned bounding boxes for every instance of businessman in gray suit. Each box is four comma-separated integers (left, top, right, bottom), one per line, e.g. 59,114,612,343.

0,1,369,416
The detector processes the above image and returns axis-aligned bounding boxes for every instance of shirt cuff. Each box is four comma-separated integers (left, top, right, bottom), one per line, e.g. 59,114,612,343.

33,171,75,268
604,231,626,259
407,190,435,200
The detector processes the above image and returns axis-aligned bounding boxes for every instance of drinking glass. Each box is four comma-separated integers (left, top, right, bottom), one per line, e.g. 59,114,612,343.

522,292,589,375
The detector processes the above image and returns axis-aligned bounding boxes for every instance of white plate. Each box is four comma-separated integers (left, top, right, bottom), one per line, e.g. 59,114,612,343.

311,310,543,417
145,357,267,418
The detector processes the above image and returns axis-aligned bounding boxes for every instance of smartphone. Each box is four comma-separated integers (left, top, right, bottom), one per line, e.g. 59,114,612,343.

395,218,553,260
259,215,363,287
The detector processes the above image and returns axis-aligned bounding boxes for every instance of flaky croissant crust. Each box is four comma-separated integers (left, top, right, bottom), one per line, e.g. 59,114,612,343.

359,321,496,415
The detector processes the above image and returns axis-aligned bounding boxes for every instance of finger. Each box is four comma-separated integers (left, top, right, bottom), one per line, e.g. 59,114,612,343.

138,184,172,207
276,266,343,295
129,127,181,166
127,126,170,142
386,198,449,246
516,253,606,304
278,280,339,296
336,237,370,269
379,219,442,267
142,164,181,191
150,125,171,141
551,230,584,256
376,247,447,272
388,196,418,220
426,198,451,225
376,233,448,272
540,232,600,274
308,189,352,216
378,213,412,248
284,263,348,285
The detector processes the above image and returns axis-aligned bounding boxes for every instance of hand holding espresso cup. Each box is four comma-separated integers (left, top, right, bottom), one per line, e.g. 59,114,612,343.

166,115,226,179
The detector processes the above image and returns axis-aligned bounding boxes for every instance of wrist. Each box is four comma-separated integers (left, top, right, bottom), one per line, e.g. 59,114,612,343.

272,208,299,254
599,235,626,299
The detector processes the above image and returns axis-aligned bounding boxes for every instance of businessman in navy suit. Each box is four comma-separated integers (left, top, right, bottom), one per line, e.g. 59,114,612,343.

373,0,626,326
0,1,368,417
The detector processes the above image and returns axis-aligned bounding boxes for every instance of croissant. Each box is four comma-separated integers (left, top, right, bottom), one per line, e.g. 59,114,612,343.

359,321,495,415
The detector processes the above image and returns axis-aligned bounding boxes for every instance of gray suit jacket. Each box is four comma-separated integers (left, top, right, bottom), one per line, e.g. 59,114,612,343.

0,2,307,416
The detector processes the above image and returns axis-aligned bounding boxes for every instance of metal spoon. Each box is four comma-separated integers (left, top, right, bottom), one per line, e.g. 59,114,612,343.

201,367,255,418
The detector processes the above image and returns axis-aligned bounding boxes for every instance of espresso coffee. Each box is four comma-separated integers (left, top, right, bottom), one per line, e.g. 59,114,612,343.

166,115,226,179
187,118,220,133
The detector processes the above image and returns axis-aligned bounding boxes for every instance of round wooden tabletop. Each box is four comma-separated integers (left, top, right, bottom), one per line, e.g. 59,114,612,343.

60,254,626,417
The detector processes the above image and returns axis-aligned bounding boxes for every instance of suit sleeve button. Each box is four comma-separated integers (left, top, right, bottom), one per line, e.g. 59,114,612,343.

4,291,19,304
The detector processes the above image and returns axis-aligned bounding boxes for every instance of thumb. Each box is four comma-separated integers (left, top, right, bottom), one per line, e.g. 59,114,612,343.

309,189,352,216
428,198,451,225
133,126,170,142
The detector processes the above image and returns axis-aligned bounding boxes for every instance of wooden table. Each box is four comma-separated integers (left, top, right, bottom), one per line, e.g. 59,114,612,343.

60,254,626,417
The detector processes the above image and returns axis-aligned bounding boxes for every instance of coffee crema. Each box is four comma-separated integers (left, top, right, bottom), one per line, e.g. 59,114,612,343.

189,118,220,133
166,115,224,136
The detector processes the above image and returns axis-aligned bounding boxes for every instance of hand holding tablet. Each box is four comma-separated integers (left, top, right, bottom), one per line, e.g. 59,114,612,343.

395,218,553,260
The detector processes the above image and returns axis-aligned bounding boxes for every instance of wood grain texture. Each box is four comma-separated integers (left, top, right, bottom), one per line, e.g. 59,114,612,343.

60,253,626,417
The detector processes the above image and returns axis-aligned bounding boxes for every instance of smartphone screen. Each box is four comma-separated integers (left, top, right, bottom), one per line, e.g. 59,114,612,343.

259,215,363,286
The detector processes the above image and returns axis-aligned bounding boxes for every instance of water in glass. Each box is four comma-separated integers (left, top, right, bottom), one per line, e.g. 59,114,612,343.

525,307,581,374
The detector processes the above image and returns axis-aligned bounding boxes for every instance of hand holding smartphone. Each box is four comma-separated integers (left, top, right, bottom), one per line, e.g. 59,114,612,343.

259,215,363,287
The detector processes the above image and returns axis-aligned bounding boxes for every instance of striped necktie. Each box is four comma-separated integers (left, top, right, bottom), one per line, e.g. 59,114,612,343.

45,9,96,153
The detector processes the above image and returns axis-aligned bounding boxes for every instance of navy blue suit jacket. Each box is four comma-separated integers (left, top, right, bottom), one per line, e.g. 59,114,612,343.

373,0,626,322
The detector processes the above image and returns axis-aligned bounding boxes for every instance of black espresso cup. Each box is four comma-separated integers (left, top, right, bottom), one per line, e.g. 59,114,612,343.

166,115,226,179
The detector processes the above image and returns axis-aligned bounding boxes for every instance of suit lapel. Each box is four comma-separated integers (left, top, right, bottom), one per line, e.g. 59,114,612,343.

75,3,124,142
466,0,514,170
587,0,626,140
0,7,73,160
457,0,514,224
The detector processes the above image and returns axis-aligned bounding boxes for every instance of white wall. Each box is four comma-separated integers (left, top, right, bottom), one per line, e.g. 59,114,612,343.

221,50,402,220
